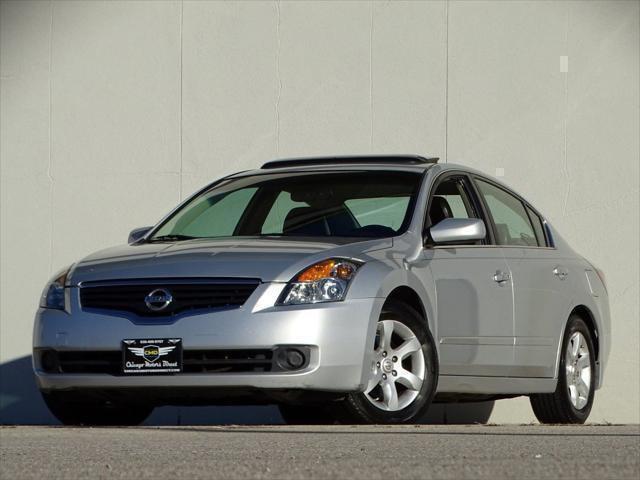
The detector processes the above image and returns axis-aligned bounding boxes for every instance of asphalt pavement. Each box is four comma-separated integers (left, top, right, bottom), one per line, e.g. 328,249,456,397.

1,424,638,479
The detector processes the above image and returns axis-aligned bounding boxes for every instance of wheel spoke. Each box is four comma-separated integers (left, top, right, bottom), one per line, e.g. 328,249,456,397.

395,336,421,360
395,367,423,391
571,334,581,358
381,381,399,410
576,377,589,399
576,354,590,370
568,384,578,406
380,320,394,351
365,373,381,394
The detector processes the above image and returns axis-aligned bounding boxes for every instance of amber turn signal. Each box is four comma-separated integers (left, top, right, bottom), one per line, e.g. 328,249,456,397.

297,259,337,282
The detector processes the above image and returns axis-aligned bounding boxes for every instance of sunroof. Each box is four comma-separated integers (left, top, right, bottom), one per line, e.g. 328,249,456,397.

261,155,439,169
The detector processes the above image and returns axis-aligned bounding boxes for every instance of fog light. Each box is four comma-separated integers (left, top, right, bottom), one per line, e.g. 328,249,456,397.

275,347,307,371
286,349,305,369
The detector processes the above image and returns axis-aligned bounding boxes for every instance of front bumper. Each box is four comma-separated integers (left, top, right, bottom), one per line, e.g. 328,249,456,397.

33,283,382,394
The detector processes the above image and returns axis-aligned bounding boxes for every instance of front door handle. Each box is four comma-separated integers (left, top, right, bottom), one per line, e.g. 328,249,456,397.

493,270,511,284
553,266,569,280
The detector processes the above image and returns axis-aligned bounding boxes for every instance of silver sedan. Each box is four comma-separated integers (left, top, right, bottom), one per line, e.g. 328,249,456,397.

34,156,610,425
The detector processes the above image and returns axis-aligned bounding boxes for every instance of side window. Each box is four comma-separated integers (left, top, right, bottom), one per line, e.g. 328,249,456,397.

475,180,538,247
428,176,477,226
427,176,484,245
526,206,547,247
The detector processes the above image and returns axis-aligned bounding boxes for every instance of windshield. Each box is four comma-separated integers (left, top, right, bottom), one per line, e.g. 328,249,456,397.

150,171,422,241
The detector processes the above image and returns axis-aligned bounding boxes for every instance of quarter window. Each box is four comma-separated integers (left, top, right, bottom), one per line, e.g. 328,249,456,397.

526,206,547,247
476,180,538,247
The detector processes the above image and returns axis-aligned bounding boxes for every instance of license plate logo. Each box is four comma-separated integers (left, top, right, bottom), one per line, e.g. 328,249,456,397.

122,338,182,374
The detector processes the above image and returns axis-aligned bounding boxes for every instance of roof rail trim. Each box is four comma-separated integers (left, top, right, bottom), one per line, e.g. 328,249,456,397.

260,155,439,170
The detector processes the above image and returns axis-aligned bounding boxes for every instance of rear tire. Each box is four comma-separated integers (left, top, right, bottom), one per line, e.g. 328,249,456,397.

343,301,438,424
530,315,596,424
42,391,153,426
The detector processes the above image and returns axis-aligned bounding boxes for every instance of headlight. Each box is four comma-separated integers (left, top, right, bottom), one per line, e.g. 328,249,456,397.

40,266,72,310
278,258,362,305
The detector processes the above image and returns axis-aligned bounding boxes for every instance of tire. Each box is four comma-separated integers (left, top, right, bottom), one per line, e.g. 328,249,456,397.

277,404,340,425
342,300,438,424
42,391,153,426
530,315,596,424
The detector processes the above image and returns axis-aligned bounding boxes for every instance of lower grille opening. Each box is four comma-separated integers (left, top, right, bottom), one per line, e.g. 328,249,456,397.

183,349,273,373
39,347,310,375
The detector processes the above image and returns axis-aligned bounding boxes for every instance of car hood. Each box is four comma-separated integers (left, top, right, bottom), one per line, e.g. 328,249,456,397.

69,237,393,285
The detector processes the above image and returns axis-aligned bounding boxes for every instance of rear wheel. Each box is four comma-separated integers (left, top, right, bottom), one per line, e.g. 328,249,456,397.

343,301,438,424
42,391,153,426
530,315,596,424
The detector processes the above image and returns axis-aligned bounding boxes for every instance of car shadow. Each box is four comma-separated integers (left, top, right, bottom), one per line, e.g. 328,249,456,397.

1,355,494,425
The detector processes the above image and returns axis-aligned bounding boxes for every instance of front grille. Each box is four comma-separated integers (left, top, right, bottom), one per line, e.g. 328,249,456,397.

40,348,309,375
79,278,260,316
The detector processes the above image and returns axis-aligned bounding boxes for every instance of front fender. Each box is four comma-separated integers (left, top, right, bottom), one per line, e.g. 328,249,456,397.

348,258,437,343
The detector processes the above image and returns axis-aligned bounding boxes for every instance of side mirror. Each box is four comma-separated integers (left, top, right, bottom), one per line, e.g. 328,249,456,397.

429,218,486,244
128,226,152,244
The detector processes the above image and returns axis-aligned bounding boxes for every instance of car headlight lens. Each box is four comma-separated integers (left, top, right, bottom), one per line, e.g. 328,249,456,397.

278,258,362,305
40,266,71,310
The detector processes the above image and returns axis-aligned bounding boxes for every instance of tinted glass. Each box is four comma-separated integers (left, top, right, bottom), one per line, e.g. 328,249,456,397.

427,176,483,245
476,179,537,246
428,177,477,224
345,197,410,231
526,205,547,247
152,171,422,240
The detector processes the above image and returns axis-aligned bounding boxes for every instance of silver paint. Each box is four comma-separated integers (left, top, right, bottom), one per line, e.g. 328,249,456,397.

33,161,611,401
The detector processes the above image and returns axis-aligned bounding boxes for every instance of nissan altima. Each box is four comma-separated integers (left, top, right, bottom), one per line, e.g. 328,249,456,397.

34,156,610,425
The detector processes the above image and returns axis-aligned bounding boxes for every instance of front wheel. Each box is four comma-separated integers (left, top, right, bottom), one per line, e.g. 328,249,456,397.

343,301,438,424
530,315,596,424
42,391,153,426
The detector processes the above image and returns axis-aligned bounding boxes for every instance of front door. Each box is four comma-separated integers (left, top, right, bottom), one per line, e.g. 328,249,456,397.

420,174,515,377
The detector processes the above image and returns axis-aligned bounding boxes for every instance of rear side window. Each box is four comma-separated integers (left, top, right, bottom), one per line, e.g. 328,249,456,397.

525,206,547,247
475,180,538,247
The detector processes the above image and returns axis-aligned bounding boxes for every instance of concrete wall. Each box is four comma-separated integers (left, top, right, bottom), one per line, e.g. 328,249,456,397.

1,0,638,424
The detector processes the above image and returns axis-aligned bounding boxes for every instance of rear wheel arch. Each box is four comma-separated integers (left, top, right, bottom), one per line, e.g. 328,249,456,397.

570,305,599,362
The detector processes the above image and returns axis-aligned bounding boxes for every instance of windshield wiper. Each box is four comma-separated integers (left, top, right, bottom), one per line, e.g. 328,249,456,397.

147,234,198,243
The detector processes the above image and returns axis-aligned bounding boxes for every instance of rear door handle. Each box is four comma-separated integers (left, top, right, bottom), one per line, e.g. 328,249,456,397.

553,266,569,280
493,270,511,284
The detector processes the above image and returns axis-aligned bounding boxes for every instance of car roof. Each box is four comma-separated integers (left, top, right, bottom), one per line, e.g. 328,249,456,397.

261,155,439,170
229,155,440,178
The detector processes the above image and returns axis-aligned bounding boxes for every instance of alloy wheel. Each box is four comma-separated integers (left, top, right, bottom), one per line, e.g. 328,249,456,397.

364,319,425,411
565,331,591,410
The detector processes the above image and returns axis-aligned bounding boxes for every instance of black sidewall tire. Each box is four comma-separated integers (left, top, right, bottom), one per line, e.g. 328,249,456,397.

345,301,438,424
557,317,596,422
530,315,597,424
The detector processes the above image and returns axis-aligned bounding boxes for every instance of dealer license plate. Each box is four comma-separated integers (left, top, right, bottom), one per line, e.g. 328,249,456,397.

122,338,182,374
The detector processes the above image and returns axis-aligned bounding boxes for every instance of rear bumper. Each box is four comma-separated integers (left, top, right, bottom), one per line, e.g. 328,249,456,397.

33,283,383,394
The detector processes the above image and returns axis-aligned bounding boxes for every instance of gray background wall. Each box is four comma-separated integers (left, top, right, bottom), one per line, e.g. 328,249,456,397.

1,0,638,424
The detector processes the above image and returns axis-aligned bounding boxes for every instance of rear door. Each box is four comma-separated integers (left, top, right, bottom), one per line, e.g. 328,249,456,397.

421,173,515,377
474,178,568,377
